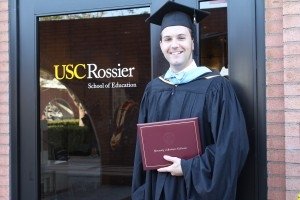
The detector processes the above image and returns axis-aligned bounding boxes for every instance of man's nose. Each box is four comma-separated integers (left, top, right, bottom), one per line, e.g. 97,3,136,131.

170,39,179,48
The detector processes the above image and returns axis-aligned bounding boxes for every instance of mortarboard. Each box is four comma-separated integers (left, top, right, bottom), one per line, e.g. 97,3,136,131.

146,1,210,31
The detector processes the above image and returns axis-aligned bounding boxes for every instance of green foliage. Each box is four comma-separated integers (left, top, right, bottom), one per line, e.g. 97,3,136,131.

47,119,79,127
47,120,93,159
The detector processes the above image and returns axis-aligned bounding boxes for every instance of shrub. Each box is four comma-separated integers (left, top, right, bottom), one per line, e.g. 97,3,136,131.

46,120,92,159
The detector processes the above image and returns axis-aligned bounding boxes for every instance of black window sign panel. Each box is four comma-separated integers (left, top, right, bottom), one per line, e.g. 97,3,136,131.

39,9,151,199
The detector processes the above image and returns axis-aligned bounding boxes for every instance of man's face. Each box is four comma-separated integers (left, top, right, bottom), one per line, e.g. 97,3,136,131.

160,26,194,72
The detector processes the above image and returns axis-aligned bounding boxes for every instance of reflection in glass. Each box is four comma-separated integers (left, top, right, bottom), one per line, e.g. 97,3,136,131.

199,1,228,77
39,7,150,200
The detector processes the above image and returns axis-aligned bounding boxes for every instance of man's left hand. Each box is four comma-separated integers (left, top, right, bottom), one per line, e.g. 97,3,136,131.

157,155,183,176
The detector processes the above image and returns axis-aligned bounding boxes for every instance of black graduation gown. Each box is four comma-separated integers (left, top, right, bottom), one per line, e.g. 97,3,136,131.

132,72,249,200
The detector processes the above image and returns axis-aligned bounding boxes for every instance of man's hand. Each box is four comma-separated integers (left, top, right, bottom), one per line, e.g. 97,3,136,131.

157,155,183,176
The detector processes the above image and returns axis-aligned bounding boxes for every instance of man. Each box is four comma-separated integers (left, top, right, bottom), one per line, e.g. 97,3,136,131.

132,1,249,200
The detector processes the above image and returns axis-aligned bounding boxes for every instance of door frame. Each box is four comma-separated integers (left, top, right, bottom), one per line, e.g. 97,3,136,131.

227,0,266,199
9,0,266,199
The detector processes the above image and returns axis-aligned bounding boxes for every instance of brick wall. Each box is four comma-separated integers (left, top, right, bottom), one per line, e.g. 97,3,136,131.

0,0,9,199
40,88,79,119
283,1,300,199
266,0,300,199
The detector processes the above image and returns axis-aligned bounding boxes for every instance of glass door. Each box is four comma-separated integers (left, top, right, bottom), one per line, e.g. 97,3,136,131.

199,0,228,76
38,7,150,199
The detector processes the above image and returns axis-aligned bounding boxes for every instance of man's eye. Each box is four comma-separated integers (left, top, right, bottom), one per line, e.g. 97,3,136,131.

163,38,172,42
178,36,186,40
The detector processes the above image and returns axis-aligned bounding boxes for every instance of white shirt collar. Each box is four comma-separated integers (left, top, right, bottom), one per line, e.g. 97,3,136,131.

170,60,198,75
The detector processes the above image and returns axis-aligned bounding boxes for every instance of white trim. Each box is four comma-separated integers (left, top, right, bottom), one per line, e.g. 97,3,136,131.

159,76,175,85
205,75,220,79
200,1,227,9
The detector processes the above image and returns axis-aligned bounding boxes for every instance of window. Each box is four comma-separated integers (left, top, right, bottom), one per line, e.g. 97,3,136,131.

199,0,228,76
38,8,150,199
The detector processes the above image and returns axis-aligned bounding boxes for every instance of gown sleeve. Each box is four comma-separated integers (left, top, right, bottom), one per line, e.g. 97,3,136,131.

181,78,249,200
131,89,149,199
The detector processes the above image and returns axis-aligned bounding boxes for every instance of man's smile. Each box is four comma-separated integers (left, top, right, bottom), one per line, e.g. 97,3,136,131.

170,51,183,55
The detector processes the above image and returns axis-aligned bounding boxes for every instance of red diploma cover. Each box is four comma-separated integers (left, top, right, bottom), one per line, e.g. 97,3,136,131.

137,117,202,170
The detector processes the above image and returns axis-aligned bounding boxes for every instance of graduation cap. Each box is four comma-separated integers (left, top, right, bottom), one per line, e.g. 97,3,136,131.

146,1,210,31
